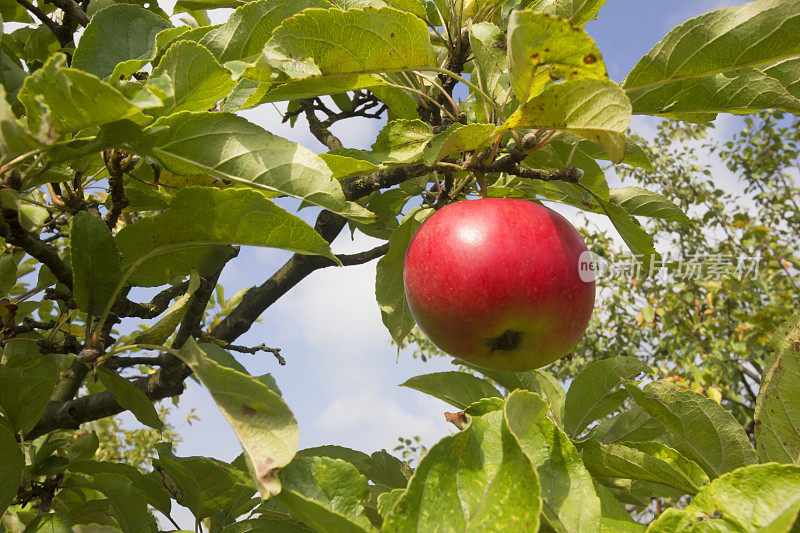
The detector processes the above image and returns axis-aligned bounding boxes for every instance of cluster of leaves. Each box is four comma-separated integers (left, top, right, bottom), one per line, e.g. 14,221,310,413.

404,112,800,455
0,0,799,529
556,112,800,432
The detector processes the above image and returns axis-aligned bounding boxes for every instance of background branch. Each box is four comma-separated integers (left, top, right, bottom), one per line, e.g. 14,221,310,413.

25,160,426,438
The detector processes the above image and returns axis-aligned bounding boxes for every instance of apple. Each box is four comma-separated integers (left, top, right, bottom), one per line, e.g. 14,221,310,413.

403,198,595,372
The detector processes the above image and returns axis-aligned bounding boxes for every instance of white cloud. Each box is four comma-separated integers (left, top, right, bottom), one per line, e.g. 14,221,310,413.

316,392,452,453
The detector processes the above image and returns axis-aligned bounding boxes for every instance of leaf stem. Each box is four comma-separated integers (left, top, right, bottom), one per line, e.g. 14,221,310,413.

0,149,44,175
377,77,460,122
429,66,503,116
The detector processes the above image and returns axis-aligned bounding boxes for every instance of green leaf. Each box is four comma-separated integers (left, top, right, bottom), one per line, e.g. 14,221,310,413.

507,10,608,102
371,119,434,164
422,123,496,165
149,41,236,115
18,514,76,532
0,421,23,516
0,44,27,105
65,431,100,462
115,186,336,286
298,446,411,489
377,488,404,518
0,254,18,297
625,380,757,478
0,0,32,22
243,6,437,83
564,356,650,437
199,0,333,63
629,68,800,121
69,460,172,516
524,0,608,27
622,0,800,119
174,0,244,12
96,366,163,429
401,371,503,409
0,190,49,231
593,405,664,444
18,54,152,135
70,212,123,316
222,517,311,532
595,482,644,533
0,354,58,433
580,439,709,496
323,120,434,172
383,396,542,531
470,22,507,107
133,270,200,345
763,57,800,99
236,75,388,108
519,139,610,203
754,311,800,464
596,197,659,273
504,79,631,163
647,464,800,532
153,444,255,519
89,473,159,532
609,186,692,225
72,4,172,80
505,390,600,533
319,153,380,180
278,456,372,532
361,450,411,490
375,207,432,343
577,136,653,170
0,84,48,163
140,111,371,220
176,339,299,497
463,363,567,428
193,342,249,377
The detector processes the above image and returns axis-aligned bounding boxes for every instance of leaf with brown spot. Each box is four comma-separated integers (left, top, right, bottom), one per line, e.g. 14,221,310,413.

755,311,800,464
507,10,609,102
502,79,631,163
177,339,299,497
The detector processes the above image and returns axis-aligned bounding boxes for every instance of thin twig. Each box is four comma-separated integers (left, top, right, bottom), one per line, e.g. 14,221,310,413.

15,0,60,38
226,343,286,365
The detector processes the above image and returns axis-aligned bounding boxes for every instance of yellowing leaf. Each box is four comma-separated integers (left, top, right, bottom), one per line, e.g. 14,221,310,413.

503,79,631,163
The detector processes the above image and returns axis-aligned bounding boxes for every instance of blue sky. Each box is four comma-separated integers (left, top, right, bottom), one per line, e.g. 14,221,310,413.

112,0,749,525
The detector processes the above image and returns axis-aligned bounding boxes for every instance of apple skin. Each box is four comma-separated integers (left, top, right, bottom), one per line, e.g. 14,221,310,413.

403,198,595,372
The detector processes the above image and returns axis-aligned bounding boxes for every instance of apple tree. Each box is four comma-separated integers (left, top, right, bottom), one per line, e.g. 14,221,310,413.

1,0,800,530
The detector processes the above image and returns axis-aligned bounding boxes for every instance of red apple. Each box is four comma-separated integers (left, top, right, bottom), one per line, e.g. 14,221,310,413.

403,198,595,372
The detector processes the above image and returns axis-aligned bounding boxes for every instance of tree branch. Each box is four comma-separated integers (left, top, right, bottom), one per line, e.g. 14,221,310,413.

15,0,61,38
485,153,584,183
111,281,190,319
209,210,347,344
301,100,344,151
24,161,422,438
0,209,73,289
338,243,390,265
45,0,89,26
226,343,285,365
102,150,130,229
107,355,170,368
25,264,228,440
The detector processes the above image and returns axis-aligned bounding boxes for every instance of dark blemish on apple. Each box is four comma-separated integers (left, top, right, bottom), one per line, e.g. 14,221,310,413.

543,48,550,53
486,329,522,352
583,54,598,64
